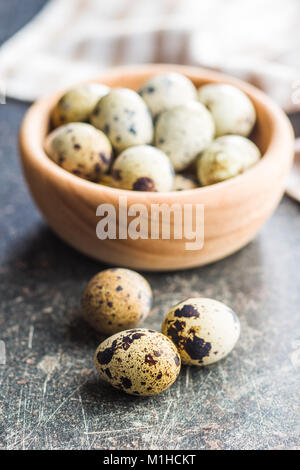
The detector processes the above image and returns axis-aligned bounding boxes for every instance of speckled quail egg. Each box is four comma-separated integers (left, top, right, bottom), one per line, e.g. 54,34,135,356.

172,174,198,191
197,135,261,186
51,84,110,128
44,122,113,181
82,268,153,335
198,83,256,137
162,298,240,366
90,88,154,153
155,102,215,171
111,145,174,192
94,328,181,396
139,72,198,119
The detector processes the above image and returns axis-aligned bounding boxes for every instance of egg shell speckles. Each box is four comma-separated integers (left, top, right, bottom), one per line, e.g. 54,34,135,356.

51,84,110,128
198,83,256,137
90,88,154,153
94,328,181,396
139,72,198,119
82,268,153,335
44,122,112,181
111,145,175,192
161,298,240,366
197,135,261,186
155,102,215,171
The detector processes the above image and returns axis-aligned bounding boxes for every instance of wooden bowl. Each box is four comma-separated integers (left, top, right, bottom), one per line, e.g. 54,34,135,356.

19,64,294,271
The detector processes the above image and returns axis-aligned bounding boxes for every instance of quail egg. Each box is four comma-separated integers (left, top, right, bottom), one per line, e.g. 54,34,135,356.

90,88,154,153
161,297,240,366
44,122,112,181
94,328,181,396
197,135,261,186
198,83,256,137
155,102,215,171
172,174,198,191
82,268,152,335
51,84,110,128
111,145,174,192
139,72,197,119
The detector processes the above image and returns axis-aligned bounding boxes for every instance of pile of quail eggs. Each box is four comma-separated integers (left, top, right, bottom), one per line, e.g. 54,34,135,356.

45,73,260,191
82,267,240,396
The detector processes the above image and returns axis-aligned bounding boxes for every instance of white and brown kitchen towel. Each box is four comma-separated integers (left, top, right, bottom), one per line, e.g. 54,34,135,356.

0,0,300,110
1,0,300,200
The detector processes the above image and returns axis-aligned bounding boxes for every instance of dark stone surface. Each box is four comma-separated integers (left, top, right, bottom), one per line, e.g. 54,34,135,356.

0,1,300,450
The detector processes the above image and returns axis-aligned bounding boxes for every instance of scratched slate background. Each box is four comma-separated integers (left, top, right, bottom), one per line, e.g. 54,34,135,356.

0,0,300,451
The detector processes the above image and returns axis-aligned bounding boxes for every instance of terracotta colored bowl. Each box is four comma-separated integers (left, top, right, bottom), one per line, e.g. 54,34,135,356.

19,64,294,271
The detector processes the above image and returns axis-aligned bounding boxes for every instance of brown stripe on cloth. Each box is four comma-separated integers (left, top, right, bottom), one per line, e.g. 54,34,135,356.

112,0,134,66
153,30,165,63
50,0,90,57
75,0,136,66
176,31,191,65
117,0,170,66
153,0,181,63
152,29,190,64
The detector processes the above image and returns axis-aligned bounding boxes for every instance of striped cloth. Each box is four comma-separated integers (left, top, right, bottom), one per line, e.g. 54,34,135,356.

0,0,300,111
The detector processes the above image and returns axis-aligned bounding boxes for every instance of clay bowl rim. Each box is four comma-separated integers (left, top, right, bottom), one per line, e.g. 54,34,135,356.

19,63,294,206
